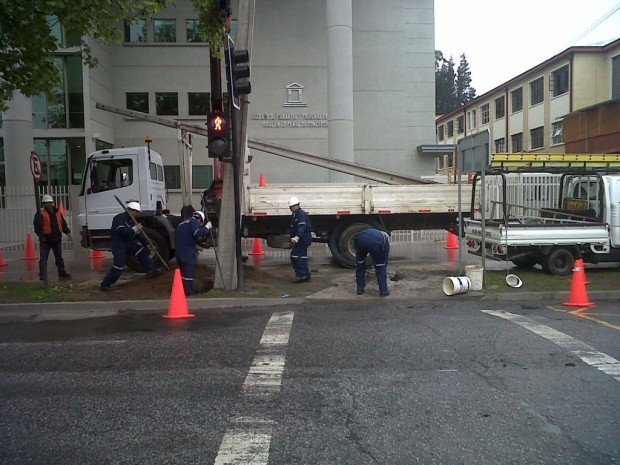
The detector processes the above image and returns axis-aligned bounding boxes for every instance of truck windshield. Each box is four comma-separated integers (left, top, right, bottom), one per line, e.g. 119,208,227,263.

89,158,133,193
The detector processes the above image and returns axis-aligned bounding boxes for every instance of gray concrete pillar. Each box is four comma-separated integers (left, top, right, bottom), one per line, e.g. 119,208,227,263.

2,92,34,189
327,0,354,182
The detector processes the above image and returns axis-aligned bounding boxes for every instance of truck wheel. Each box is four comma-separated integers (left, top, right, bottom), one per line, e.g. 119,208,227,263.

542,248,574,276
511,257,538,269
328,220,381,268
127,227,170,273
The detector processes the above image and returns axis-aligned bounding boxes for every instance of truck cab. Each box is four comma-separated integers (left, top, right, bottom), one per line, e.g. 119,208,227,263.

78,147,178,268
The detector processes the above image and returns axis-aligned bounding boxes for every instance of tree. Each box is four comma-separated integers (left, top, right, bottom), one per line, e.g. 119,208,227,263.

456,53,476,107
435,51,457,115
0,0,228,111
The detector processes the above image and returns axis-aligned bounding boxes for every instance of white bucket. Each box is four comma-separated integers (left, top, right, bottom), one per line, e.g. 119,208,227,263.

465,265,483,291
442,276,471,296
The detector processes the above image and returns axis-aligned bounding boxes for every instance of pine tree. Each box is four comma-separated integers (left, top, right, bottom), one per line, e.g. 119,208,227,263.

435,52,457,115
456,53,476,107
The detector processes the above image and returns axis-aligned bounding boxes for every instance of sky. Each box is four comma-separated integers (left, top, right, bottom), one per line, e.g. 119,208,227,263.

434,0,620,95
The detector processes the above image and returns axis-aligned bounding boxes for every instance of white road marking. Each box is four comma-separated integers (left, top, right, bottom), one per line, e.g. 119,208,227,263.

0,340,127,347
214,310,295,465
482,310,620,382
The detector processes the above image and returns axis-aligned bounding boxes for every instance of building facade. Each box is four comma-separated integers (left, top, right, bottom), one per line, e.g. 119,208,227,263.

0,0,437,210
435,39,620,165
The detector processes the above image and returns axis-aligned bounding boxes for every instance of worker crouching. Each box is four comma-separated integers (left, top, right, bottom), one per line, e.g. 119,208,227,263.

175,211,212,296
100,202,161,291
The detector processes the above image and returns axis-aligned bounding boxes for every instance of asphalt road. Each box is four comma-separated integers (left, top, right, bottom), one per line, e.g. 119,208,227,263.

1,298,618,465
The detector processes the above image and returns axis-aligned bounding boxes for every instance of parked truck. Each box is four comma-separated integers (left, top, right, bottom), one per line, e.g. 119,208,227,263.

78,145,472,270
464,169,620,275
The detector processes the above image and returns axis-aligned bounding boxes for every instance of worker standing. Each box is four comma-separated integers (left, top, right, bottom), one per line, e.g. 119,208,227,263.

288,196,312,283
175,211,212,296
100,202,160,291
33,194,71,280
355,228,390,296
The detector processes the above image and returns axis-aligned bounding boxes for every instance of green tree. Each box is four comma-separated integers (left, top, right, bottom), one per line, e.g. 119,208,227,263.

0,0,229,111
435,51,457,115
456,53,476,107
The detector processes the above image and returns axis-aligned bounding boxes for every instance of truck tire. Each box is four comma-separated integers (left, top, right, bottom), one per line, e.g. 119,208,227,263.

328,220,381,268
542,247,574,276
127,227,170,273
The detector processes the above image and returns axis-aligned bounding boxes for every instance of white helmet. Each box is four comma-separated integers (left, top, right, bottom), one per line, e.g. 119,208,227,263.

126,201,141,212
288,196,300,207
192,211,206,225
41,194,53,203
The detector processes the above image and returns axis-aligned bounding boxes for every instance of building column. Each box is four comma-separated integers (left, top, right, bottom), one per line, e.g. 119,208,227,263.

327,0,354,182
3,92,34,190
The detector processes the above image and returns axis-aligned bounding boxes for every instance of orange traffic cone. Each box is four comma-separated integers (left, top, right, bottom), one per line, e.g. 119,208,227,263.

563,259,595,308
248,237,266,256
0,249,6,267
22,233,38,260
258,172,268,187
163,269,196,319
59,200,67,217
444,231,459,249
90,249,105,259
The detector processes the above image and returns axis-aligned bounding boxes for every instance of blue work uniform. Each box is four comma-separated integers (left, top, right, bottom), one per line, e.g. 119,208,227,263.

101,212,157,288
175,217,209,295
290,208,312,279
355,228,390,295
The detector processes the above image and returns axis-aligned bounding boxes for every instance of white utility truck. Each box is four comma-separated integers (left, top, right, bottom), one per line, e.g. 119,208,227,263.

465,169,620,275
79,146,472,269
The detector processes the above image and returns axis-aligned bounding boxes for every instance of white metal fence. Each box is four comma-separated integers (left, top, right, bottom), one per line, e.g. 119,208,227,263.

0,185,72,249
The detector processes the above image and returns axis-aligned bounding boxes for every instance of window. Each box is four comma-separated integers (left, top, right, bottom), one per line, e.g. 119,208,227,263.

156,92,178,115
186,19,207,42
447,121,454,137
31,56,83,129
613,55,620,100
89,158,133,193
530,77,544,105
154,19,176,42
511,87,523,113
494,138,505,153
437,125,444,141
188,92,210,115
457,115,464,134
469,109,476,129
150,162,158,180
124,19,147,42
0,138,5,187
164,165,212,189
511,133,523,152
495,96,505,119
47,15,81,47
530,126,544,149
126,92,149,113
551,65,569,97
33,138,85,186
481,104,489,124
552,121,563,145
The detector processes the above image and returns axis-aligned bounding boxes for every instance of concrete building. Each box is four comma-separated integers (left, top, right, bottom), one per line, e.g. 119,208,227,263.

0,0,437,210
435,38,620,170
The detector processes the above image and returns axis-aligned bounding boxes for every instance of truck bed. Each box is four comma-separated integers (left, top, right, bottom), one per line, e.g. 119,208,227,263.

464,218,610,247
245,183,472,216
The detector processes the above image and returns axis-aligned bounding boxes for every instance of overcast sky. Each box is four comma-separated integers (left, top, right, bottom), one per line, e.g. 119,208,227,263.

434,0,620,95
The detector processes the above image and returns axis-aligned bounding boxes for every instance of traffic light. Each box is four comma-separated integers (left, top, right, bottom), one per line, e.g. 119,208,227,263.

225,45,251,101
207,111,230,158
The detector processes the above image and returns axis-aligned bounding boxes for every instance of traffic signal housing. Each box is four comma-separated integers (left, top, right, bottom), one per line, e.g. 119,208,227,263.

225,46,251,101
207,111,230,158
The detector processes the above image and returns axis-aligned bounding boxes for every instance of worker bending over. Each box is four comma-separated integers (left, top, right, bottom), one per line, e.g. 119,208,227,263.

355,228,390,297
175,211,212,295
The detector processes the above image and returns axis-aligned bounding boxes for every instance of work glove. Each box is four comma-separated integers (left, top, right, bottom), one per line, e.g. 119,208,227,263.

205,221,212,230
132,224,143,233
291,236,300,244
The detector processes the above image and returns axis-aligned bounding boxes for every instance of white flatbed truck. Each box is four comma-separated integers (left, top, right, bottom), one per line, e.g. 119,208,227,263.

78,145,472,269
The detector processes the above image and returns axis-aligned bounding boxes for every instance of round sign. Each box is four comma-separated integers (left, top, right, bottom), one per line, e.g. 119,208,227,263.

30,151,41,181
